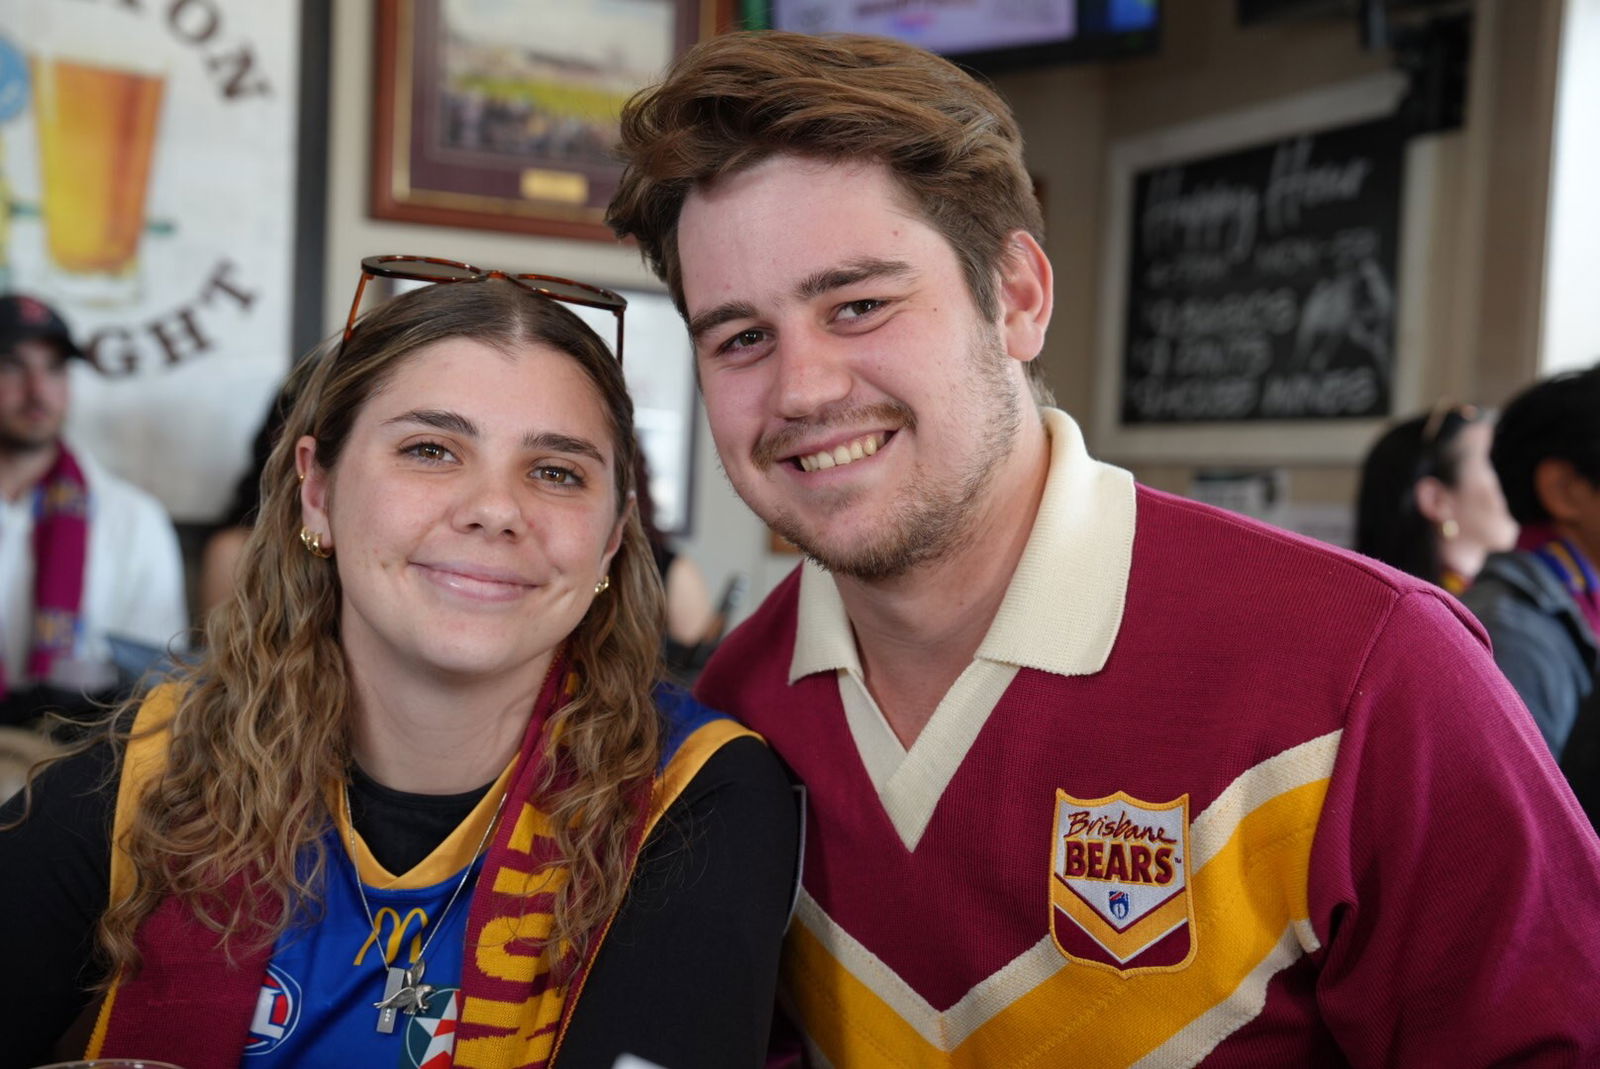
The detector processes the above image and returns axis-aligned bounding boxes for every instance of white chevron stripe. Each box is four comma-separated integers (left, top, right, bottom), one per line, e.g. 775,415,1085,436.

1191,730,1341,877
1129,924,1308,1068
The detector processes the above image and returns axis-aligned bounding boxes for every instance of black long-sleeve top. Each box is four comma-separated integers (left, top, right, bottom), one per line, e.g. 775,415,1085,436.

0,735,798,1069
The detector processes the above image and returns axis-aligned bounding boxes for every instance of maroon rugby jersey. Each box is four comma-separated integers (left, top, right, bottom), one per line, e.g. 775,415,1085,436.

700,485,1600,1067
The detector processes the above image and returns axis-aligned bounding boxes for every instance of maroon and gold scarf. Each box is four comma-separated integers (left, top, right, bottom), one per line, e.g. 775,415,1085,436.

0,445,88,697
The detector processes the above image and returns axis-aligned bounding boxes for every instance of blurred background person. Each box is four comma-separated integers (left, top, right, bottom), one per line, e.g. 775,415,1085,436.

1355,402,1518,594
197,373,300,617
0,293,187,729
633,447,745,683
1463,365,1600,822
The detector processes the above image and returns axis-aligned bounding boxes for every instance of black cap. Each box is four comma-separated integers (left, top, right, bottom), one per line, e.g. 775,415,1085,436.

0,294,84,360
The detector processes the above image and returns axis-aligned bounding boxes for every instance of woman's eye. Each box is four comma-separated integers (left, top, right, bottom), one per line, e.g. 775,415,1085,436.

405,441,454,463
535,465,583,486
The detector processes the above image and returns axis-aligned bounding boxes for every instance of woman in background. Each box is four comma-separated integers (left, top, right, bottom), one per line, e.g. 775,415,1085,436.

1356,402,1519,593
0,268,796,1069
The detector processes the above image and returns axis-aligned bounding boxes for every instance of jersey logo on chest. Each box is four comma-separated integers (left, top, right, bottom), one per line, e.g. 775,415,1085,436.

1049,790,1196,976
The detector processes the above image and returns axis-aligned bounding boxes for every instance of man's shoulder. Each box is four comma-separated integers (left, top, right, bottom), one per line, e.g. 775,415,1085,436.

1123,485,1491,665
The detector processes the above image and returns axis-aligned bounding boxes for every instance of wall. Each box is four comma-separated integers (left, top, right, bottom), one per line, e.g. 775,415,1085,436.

1540,0,1600,375
994,0,1565,531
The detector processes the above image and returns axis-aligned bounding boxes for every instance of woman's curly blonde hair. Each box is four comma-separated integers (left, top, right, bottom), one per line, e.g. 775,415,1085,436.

97,279,665,982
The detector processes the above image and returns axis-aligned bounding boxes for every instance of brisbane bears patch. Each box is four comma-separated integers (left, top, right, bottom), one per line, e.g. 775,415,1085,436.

1049,789,1195,976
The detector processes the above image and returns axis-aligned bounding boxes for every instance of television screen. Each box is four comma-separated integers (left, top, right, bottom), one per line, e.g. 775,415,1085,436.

761,0,1160,70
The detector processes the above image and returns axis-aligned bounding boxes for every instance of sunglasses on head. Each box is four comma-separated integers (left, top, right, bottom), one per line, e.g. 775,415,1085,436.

343,255,628,363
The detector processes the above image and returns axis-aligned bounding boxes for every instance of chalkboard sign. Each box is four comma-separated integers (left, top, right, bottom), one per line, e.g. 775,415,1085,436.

1121,115,1404,424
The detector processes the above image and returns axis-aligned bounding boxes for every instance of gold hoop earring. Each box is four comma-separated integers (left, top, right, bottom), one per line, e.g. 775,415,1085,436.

1441,519,1460,540
300,526,333,559
594,575,610,596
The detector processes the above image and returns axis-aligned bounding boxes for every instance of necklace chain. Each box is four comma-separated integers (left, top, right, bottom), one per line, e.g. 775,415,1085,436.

342,775,510,972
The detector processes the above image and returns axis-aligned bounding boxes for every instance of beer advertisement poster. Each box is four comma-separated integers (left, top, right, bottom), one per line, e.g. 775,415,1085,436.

0,3,307,520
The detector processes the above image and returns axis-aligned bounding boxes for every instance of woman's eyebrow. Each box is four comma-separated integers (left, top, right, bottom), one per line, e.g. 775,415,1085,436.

384,408,478,437
383,411,605,464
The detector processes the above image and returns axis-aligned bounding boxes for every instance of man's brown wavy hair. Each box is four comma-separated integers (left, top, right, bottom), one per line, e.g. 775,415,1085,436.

606,30,1052,402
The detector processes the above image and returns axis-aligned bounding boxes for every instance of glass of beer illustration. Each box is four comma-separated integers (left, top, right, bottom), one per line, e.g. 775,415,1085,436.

30,54,165,305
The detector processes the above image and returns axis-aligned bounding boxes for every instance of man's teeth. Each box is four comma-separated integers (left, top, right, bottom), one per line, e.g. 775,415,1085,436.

798,433,883,473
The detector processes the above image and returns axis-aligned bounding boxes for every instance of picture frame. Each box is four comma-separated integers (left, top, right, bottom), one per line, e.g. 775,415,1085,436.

1091,73,1434,465
371,0,726,241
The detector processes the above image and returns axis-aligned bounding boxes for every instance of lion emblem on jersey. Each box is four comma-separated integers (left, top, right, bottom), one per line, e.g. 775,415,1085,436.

1049,789,1195,975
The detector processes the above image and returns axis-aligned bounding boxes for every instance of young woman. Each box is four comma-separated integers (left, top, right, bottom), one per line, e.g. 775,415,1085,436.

1356,403,1519,593
0,269,798,1069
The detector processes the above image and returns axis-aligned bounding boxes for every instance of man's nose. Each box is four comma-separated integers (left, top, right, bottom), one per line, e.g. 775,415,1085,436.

771,329,854,420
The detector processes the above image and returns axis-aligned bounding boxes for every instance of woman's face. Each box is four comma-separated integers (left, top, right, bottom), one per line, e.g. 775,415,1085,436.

1443,419,1520,559
298,336,625,692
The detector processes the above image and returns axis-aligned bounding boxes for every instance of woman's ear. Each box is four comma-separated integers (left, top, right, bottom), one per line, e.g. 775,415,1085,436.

599,492,634,583
296,435,334,552
997,230,1053,365
1414,475,1453,525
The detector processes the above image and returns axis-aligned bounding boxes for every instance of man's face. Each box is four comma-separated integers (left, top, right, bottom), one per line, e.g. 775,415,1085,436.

677,155,1030,580
0,338,71,453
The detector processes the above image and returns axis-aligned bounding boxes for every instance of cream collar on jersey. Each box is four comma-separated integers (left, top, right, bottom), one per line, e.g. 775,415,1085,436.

788,407,1136,684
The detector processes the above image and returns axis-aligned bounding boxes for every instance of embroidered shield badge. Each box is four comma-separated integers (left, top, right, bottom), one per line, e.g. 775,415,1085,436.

1049,790,1195,975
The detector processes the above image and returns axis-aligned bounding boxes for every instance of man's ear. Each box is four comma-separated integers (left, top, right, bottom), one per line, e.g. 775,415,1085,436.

1414,475,1453,525
997,231,1053,364
1534,457,1585,523
295,435,334,551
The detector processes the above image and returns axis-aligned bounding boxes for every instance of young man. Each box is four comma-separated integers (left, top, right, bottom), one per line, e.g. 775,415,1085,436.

1463,365,1600,823
0,293,187,727
608,33,1600,1067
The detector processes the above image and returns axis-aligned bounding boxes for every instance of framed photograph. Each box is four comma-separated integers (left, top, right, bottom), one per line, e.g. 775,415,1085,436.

1091,73,1436,465
0,1,328,521
372,0,725,241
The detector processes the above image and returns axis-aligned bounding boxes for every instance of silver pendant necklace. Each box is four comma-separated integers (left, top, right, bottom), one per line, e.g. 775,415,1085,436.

343,777,510,1033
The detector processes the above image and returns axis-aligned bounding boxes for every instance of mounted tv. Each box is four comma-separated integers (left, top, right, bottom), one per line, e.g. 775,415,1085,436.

759,0,1160,72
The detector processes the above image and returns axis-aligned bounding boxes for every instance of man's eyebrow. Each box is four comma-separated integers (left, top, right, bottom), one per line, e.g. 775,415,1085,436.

794,257,917,302
687,301,758,345
685,258,917,345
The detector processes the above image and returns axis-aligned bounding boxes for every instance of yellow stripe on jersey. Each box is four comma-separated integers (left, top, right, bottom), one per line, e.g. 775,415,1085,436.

785,777,1331,1067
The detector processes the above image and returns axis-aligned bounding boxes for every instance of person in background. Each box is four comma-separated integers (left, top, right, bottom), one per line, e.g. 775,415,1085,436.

0,273,796,1068
0,293,187,728
1355,402,1518,593
633,446,716,658
607,30,1600,1067
1463,365,1600,777
197,373,300,616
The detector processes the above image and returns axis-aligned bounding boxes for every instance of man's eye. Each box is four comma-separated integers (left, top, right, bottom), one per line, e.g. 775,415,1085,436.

722,328,768,353
837,298,885,320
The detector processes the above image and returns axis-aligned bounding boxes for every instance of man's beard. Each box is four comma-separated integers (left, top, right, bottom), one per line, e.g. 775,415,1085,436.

0,419,63,456
762,327,1022,583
